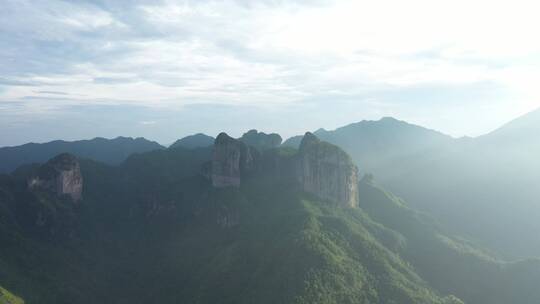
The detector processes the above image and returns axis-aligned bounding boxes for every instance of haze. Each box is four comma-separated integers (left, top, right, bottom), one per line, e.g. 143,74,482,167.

2,2,540,303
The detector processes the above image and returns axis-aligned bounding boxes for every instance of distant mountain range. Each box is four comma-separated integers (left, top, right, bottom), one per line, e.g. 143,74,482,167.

283,117,456,177
0,137,165,173
479,108,540,146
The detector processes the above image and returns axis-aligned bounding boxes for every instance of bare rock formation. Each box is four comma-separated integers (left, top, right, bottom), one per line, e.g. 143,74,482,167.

28,153,83,201
295,132,359,208
211,133,255,187
209,131,359,208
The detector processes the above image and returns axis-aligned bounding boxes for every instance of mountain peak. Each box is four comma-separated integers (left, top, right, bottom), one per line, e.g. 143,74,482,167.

239,130,282,150
215,132,235,144
299,132,320,150
380,116,398,121
170,133,215,149
482,107,540,142
211,133,254,188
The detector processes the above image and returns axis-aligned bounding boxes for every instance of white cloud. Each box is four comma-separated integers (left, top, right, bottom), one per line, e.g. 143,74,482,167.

1,0,540,145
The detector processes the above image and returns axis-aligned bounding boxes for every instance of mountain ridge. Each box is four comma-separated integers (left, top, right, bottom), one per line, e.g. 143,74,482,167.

0,136,164,173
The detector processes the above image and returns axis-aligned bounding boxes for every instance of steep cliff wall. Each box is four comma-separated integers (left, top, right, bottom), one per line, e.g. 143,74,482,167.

295,132,359,208
28,153,83,201
211,133,255,188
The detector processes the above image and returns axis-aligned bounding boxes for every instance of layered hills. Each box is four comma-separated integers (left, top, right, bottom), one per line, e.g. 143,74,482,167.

1,130,539,303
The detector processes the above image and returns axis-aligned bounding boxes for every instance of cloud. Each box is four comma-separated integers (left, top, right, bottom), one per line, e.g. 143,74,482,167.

93,77,140,85
33,90,70,95
1,0,539,146
0,77,41,87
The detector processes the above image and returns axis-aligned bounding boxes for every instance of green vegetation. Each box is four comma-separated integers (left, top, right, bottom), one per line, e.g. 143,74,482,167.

0,286,24,304
0,150,457,304
1,145,539,303
358,179,540,304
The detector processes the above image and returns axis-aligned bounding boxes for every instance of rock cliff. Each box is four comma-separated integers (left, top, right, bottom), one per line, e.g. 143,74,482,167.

209,132,358,207
211,133,256,187
28,153,83,201
295,132,359,208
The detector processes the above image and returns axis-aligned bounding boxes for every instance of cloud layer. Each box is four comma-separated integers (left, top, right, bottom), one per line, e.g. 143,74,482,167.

1,0,539,145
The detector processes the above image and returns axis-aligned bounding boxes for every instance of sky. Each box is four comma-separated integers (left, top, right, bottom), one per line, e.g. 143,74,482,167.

1,0,540,146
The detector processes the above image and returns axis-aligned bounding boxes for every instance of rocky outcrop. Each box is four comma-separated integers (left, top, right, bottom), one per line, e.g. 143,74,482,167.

211,133,256,188
28,153,83,201
209,131,359,207
295,132,359,208
239,129,282,151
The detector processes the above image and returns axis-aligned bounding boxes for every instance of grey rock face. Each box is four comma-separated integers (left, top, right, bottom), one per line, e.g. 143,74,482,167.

209,131,358,207
239,129,282,151
28,153,83,201
211,133,255,187
295,132,359,208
